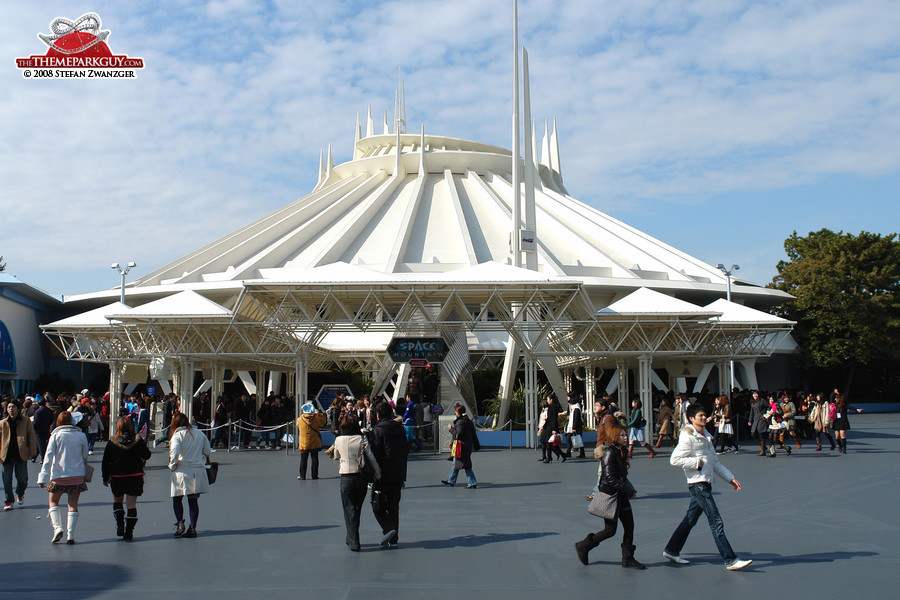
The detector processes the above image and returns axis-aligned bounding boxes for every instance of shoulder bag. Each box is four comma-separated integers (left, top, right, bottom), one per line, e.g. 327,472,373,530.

587,490,619,520
358,437,378,483
206,458,219,484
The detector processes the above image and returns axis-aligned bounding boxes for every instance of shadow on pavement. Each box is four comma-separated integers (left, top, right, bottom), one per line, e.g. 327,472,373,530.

0,561,133,597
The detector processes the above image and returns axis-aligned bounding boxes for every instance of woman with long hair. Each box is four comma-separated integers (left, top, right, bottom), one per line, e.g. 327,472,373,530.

37,412,88,544
332,414,380,551
764,395,790,457
811,393,835,451
539,394,566,463
627,398,656,458
831,393,862,454
655,398,675,448
714,396,739,454
168,412,211,538
441,404,479,488
101,416,151,540
575,424,645,569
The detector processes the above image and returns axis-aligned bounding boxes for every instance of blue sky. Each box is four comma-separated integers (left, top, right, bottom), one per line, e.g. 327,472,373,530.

2,0,898,299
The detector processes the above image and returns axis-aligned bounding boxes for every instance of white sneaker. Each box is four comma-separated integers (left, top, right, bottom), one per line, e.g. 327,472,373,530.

663,551,690,564
726,558,752,571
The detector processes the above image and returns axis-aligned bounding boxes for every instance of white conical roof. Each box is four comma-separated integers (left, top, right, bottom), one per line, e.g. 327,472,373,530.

69,120,789,308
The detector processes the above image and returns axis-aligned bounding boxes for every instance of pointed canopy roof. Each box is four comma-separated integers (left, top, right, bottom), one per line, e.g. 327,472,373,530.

46,301,131,327
598,287,720,318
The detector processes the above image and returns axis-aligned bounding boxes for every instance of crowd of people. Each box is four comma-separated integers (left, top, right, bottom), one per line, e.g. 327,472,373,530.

0,379,868,560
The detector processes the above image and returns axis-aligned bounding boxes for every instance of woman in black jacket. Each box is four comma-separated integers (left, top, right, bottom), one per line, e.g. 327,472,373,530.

539,394,566,463
101,416,151,540
441,405,479,488
575,424,645,569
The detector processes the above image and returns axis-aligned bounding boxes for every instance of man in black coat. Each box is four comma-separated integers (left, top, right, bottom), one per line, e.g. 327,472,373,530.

367,402,409,548
32,399,55,463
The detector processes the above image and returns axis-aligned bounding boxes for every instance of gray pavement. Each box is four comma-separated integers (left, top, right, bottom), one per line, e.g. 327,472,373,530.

2,413,899,599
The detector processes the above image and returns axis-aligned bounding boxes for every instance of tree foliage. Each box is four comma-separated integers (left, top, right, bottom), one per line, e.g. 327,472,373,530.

770,229,900,395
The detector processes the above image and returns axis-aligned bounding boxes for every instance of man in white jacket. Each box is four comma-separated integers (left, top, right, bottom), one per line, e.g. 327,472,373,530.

662,403,752,571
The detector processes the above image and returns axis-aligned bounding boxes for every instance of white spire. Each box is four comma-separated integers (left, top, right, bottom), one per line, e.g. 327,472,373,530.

353,113,361,159
326,143,334,181
522,46,537,272
316,147,325,188
540,119,551,168
419,123,426,174
531,121,539,170
366,105,374,138
550,117,561,177
400,76,407,134
383,110,390,135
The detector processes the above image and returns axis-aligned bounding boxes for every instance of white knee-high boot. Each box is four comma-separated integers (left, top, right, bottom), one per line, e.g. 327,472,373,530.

66,511,79,544
49,506,64,543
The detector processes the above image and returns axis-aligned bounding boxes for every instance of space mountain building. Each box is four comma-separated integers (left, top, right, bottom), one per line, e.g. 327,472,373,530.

43,105,794,440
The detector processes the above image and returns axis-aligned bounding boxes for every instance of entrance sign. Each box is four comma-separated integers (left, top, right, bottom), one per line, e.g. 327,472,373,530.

387,337,448,363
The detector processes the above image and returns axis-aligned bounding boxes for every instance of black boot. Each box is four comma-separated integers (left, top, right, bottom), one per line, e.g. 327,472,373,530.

575,534,596,565
621,543,646,570
182,524,197,538
174,520,185,537
113,503,125,537
123,509,138,541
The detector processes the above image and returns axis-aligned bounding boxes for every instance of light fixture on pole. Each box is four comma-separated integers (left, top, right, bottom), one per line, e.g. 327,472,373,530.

715,263,740,302
716,263,740,396
110,261,137,306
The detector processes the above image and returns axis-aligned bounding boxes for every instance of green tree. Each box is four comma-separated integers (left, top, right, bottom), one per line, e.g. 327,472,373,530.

770,229,900,398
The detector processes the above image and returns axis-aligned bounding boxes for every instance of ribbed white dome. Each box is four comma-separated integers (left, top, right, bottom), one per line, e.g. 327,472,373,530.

123,121,787,308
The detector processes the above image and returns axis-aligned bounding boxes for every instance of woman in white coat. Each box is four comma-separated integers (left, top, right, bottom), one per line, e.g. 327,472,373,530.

168,412,211,538
37,412,89,544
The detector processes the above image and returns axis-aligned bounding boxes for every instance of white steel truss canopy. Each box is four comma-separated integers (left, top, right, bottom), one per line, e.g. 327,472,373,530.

43,277,793,373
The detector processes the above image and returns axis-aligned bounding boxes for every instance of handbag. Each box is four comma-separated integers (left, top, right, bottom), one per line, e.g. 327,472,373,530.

358,438,378,483
571,434,584,449
206,460,219,484
587,491,619,520
450,440,463,458
83,463,94,483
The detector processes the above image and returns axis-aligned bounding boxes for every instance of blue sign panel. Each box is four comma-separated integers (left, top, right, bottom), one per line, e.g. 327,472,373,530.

387,337,448,363
0,320,15,374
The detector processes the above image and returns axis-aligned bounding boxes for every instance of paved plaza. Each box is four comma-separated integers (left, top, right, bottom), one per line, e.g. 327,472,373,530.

2,413,898,599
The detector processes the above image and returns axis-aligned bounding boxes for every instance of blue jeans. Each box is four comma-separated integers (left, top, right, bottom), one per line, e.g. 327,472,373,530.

664,482,736,563
446,458,477,487
2,460,28,504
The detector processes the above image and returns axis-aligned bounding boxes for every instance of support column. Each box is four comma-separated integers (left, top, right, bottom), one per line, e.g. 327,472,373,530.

584,364,596,429
498,335,519,426
524,354,538,449
181,360,195,424
717,360,730,396
211,363,221,404
108,361,121,415
616,361,629,408
638,356,653,441
738,359,759,391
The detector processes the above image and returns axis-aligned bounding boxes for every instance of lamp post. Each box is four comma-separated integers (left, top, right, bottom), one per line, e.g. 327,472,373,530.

111,261,137,306
716,263,740,396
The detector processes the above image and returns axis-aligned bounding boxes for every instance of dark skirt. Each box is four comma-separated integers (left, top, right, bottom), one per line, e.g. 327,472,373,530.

832,416,850,431
110,475,145,497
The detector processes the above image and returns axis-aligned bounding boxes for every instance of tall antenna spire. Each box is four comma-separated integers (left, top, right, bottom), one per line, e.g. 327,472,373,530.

522,46,537,272
511,0,521,267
